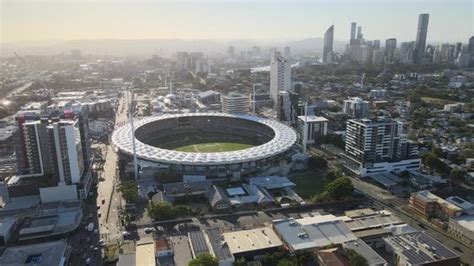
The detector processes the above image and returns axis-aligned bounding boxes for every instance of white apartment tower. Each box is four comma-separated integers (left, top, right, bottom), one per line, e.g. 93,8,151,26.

270,51,291,106
343,117,420,176
343,97,369,118
221,92,250,115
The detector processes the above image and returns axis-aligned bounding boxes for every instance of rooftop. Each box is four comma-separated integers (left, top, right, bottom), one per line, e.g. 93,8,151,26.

453,215,474,232
136,241,156,266
272,215,357,251
188,231,210,258
446,196,474,213
223,227,282,255
413,190,462,213
248,176,295,190
344,213,403,231
343,239,387,265
297,115,329,123
384,231,459,265
0,239,70,266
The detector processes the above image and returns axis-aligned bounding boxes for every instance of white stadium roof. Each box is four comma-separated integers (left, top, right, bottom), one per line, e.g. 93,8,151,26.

111,113,297,165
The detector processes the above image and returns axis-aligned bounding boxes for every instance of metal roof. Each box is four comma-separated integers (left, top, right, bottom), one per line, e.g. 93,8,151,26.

112,113,297,165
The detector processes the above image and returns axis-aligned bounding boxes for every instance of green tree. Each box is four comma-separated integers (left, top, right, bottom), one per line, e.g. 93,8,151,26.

147,202,176,220
188,254,218,266
276,259,298,266
308,156,328,169
234,257,246,266
325,177,354,200
432,147,444,158
450,169,466,182
119,180,138,203
422,153,449,175
346,249,368,266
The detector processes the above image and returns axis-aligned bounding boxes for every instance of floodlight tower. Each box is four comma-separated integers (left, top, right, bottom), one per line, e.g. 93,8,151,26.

127,82,139,181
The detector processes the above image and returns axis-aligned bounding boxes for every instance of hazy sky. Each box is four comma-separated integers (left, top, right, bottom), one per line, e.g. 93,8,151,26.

1,0,473,43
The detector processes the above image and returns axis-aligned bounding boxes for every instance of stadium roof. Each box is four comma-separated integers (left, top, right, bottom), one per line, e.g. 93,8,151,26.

112,113,297,165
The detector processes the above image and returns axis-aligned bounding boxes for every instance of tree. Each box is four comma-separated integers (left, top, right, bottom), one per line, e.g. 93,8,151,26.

147,202,192,221
422,153,449,175
234,257,246,266
346,249,368,266
118,180,138,203
432,147,444,158
325,176,354,200
276,259,298,266
188,254,218,266
308,156,328,169
450,169,466,182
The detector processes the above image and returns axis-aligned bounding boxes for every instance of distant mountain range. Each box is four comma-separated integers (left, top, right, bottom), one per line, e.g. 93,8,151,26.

1,38,347,58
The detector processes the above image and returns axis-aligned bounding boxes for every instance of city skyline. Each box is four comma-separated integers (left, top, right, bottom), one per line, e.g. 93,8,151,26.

2,0,472,44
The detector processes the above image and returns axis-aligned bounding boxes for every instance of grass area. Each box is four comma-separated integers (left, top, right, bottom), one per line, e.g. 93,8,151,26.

174,142,255,152
289,169,329,199
421,97,456,106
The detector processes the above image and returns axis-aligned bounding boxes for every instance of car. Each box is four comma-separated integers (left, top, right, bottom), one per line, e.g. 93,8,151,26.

98,212,101,218
99,239,105,246
101,198,106,204
85,258,91,265
122,231,130,237
144,227,155,234
88,214,93,219
96,205,100,210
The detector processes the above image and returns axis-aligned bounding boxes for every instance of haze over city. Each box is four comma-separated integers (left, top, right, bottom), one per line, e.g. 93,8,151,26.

2,0,473,56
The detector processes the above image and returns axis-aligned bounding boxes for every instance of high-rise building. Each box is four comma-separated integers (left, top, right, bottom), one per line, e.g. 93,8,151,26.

343,97,369,118
227,46,235,58
323,25,334,63
252,46,261,57
414,13,430,64
373,40,381,50
372,49,385,65
12,113,89,201
350,22,357,43
270,52,291,106
297,116,328,145
469,36,474,66
221,92,249,114
384,38,397,62
276,91,299,123
454,42,463,59
343,117,420,176
356,26,363,40
283,46,291,58
400,41,415,64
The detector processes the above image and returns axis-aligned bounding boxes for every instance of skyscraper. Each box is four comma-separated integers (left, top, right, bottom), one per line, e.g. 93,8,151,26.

385,38,397,62
270,51,291,105
350,22,357,43
414,13,429,64
284,46,291,58
323,25,334,63
357,26,363,40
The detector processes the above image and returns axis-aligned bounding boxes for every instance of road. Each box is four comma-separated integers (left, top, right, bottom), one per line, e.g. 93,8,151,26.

97,91,129,247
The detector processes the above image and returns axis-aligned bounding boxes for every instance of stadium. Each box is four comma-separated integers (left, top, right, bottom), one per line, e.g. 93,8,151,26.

112,113,298,178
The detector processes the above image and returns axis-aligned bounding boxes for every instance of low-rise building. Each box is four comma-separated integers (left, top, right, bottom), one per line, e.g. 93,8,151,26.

342,239,387,266
272,215,357,253
409,190,462,221
0,217,17,247
0,239,71,266
223,227,282,259
448,215,474,246
136,240,156,266
384,231,460,265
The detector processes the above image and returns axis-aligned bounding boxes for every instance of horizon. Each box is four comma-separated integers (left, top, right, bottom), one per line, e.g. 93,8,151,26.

2,0,472,45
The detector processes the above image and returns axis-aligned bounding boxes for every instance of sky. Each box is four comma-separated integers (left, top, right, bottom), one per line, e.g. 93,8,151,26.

1,0,473,44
